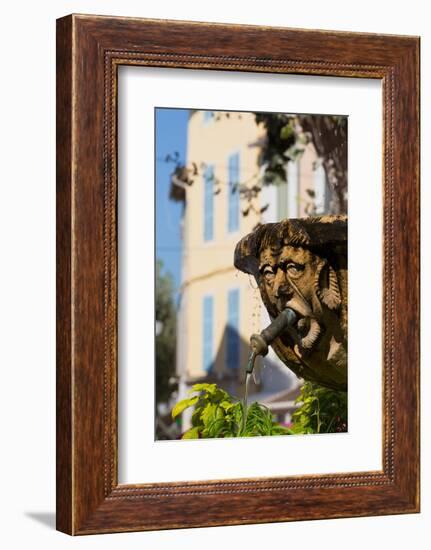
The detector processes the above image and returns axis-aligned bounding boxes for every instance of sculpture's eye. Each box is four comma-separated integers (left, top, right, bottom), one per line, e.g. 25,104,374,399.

262,266,275,283
284,262,304,278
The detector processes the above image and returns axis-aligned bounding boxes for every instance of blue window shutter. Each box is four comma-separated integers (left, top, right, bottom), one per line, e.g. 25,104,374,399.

226,289,240,370
203,165,214,241
228,152,240,233
203,296,214,372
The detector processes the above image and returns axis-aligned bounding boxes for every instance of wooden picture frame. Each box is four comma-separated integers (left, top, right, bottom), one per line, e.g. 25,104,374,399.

56,14,420,535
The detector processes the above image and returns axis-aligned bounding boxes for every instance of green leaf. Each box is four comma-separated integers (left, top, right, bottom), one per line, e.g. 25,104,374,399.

189,383,217,394
191,407,204,427
280,123,294,140
182,427,200,439
200,403,218,427
304,396,316,404
171,395,199,418
271,424,292,435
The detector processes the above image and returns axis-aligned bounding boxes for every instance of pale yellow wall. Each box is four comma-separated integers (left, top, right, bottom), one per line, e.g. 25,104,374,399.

179,111,324,379
182,270,260,378
183,112,264,281
181,111,264,378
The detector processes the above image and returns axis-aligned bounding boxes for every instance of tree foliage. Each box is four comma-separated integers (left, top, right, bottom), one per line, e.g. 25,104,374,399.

255,113,348,214
155,260,177,403
168,111,348,218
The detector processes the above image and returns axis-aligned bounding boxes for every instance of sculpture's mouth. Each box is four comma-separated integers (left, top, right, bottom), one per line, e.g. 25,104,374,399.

248,304,323,366
278,298,323,356
283,295,313,320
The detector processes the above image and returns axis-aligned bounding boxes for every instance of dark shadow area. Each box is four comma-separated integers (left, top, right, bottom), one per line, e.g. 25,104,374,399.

25,511,56,530
208,325,256,398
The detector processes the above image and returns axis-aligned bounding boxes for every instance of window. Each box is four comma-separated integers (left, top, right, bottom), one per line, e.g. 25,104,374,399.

202,295,214,373
313,161,328,215
287,160,299,218
203,164,214,241
226,289,240,370
227,152,240,233
277,179,288,220
203,110,214,124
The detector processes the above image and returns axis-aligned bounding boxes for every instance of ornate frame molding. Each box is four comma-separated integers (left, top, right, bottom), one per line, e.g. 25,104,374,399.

57,15,419,534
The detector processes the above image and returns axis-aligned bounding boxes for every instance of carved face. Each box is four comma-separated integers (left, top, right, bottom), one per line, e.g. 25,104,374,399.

260,245,320,317
258,243,343,361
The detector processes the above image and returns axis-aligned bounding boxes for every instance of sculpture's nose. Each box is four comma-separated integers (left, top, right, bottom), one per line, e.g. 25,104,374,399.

273,271,293,300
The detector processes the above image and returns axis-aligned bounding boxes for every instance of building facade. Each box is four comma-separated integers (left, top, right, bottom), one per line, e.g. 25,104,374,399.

175,110,331,428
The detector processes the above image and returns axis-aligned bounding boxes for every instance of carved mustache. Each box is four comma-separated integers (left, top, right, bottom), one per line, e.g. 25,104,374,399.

276,272,322,356
296,317,322,353
274,274,313,318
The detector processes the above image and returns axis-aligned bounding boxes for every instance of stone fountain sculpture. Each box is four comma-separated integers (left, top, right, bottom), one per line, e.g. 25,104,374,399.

234,215,347,391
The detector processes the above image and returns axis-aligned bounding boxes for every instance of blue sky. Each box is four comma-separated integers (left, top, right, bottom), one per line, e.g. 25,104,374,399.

155,108,189,293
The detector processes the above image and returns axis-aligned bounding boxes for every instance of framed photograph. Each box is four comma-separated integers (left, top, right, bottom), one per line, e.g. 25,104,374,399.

56,14,420,535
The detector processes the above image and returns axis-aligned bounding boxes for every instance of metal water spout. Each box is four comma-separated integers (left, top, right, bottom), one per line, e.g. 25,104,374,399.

246,308,297,374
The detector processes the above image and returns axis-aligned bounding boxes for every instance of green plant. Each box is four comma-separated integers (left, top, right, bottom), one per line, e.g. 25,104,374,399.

290,382,348,435
172,383,291,439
